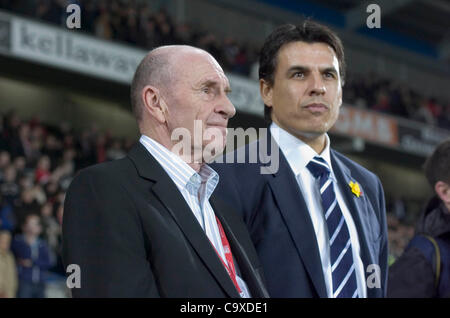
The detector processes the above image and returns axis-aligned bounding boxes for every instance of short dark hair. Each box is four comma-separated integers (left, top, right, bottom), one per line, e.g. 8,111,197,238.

424,138,450,188
259,20,346,122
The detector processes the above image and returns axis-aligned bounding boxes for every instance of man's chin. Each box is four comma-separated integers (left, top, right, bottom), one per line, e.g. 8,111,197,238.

282,125,326,140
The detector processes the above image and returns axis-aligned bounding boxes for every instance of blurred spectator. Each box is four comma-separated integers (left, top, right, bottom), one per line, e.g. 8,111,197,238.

222,37,239,71
0,165,20,206
3,112,25,158
372,90,391,113
36,0,63,25
387,214,414,263
50,149,75,190
174,23,193,45
416,98,436,126
0,151,11,173
392,196,407,222
11,214,53,298
388,139,450,298
18,124,32,161
95,134,107,163
14,188,42,226
40,203,60,254
0,193,16,232
94,3,113,40
106,139,126,161
35,156,52,185
13,156,27,177
0,230,18,298
55,203,64,226
80,0,97,33
42,134,63,169
233,46,250,76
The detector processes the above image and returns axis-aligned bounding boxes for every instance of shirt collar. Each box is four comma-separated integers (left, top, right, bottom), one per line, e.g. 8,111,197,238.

139,135,219,198
270,122,333,177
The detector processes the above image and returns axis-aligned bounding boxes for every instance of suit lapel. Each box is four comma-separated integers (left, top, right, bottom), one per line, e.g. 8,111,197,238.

330,152,378,297
128,143,240,298
261,133,328,298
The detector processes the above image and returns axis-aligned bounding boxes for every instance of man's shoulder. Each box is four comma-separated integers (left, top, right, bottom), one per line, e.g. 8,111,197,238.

69,157,135,191
331,149,379,183
76,157,133,179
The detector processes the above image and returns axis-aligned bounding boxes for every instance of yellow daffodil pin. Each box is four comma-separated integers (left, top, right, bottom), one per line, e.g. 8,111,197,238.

349,181,362,197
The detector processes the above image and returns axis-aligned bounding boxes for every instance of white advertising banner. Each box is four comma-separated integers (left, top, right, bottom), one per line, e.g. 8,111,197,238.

7,14,146,84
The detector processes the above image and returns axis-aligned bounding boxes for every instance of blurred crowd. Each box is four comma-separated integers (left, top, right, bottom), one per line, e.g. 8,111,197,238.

0,0,448,130
344,74,450,130
0,110,132,297
385,198,417,266
0,0,259,77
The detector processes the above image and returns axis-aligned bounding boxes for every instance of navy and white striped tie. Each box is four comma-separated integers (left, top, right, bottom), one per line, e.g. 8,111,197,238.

307,156,359,298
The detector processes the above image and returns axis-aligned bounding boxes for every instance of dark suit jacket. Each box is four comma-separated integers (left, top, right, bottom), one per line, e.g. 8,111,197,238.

211,131,388,298
62,142,269,298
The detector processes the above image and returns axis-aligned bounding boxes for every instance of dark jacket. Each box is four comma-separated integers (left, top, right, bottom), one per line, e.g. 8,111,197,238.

62,142,269,298
388,196,450,297
212,131,388,298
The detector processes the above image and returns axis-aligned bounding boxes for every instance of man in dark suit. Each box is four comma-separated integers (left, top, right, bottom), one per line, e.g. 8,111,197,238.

62,45,269,298
212,21,388,298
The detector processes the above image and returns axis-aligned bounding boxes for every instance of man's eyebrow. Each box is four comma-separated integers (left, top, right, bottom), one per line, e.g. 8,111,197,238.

286,65,310,74
199,79,232,92
321,66,338,74
286,65,338,75
198,79,219,87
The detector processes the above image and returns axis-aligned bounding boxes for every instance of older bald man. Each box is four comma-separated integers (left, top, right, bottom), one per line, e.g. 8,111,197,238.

62,46,269,298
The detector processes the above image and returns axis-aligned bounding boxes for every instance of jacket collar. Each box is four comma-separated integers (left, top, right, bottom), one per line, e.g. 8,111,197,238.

417,196,450,237
127,142,267,297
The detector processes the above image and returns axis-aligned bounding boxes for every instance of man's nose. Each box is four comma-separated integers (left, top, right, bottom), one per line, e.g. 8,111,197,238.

308,73,326,96
217,94,236,119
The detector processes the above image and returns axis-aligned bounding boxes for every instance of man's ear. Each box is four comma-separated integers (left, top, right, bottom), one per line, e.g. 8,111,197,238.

435,181,450,206
260,79,273,108
142,85,168,124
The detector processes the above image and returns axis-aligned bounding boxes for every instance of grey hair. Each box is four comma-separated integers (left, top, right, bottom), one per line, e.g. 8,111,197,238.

130,49,173,122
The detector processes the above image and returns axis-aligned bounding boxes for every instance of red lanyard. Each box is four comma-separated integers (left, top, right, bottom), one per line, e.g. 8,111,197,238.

213,216,243,295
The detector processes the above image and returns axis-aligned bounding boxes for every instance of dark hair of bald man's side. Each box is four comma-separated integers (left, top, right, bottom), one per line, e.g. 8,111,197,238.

130,50,173,122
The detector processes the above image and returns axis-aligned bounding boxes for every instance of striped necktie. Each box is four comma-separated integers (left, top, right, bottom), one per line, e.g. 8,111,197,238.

306,156,359,298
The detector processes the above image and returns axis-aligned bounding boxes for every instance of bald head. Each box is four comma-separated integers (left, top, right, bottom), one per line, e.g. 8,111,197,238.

130,45,215,122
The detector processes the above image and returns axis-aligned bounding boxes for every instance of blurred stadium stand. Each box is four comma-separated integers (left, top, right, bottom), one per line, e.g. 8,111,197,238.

0,0,449,297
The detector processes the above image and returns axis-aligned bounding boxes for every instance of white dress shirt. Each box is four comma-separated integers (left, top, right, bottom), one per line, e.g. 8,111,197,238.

139,135,250,298
270,123,367,298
